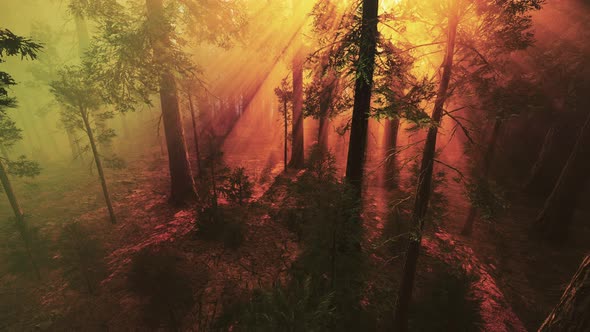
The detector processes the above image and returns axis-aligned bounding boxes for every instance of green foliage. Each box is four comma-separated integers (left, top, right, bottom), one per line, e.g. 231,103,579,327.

220,277,335,332
372,39,436,128
5,155,41,178
128,246,207,330
197,147,230,208
464,178,508,221
51,65,121,160
274,77,292,110
275,145,366,330
59,222,106,294
79,0,246,113
408,159,449,225
0,28,41,175
0,29,42,61
222,167,253,206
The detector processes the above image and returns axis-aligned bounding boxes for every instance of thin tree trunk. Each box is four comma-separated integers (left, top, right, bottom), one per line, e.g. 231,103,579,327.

533,110,590,243
345,0,379,193
187,93,202,178
0,158,40,279
538,255,590,331
461,117,502,235
393,8,459,331
383,118,400,188
290,51,305,169
146,0,197,205
80,107,117,224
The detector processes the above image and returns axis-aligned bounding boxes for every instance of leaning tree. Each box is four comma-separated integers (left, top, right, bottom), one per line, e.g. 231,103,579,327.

51,66,118,224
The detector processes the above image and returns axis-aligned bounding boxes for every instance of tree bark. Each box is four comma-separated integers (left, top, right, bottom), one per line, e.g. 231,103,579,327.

80,107,117,224
187,93,202,178
146,0,197,205
533,110,590,243
0,158,25,227
383,117,400,188
538,255,590,331
283,99,289,170
345,0,379,193
461,117,502,235
393,8,459,331
290,51,305,169
523,126,555,192
318,67,337,152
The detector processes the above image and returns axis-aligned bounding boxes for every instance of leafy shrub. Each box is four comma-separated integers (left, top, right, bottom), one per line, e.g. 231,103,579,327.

197,206,245,249
410,265,482,331
218,277,335,332
465,178,508,221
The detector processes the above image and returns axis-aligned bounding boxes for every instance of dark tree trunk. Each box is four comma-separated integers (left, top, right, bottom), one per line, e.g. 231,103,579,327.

290,51,305,169
0,158,40,279
0,158,25,230
318,114,329,151
80,107,117,224
146,0,197,205
283,99,289,170
533,110,590,243
461,117,502,235
523,126,555,192
187,93,202,178
538,255,590,331
318,66,337,152
345,0,379,193
393,10,459,332
383,118,400,188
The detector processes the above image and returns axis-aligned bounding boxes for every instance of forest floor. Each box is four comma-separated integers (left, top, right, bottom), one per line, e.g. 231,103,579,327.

1,149,589,331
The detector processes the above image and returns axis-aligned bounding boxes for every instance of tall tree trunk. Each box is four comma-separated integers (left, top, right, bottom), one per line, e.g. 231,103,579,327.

283,99,289,170
187,93,202,178
383,117,400,188
146,0,197,205
393,9,459,331
318,66,337,152
0,158,40,279
538,255,590,331
523,126,555,192
345,0,379,193
0,143,9,159
318,114,329,151
461,117,502,235
80,107,117,224
290,51,305,169
533,110,590,243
